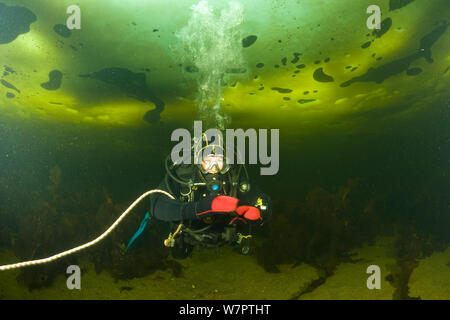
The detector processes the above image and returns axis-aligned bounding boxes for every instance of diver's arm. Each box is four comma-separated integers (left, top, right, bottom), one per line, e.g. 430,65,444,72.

149,178,197,221
150,177,239,222
150,195,195,221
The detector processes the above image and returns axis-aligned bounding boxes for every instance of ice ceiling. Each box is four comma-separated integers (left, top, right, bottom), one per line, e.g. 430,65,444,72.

0,0,448,131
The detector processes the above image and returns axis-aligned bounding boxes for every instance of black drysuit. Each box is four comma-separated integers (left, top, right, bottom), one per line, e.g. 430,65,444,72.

149,164,272,224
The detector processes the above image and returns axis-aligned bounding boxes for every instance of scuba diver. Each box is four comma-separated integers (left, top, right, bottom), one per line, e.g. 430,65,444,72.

126,133,272,259
0,131,272,271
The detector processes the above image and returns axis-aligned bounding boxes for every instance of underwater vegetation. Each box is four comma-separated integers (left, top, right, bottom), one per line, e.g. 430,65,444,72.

256,179,377,274
0,152,447,296
0,166,182,290
254,173,449,299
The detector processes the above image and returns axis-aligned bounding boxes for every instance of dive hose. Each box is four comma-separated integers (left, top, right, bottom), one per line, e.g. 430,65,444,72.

0,189,174,271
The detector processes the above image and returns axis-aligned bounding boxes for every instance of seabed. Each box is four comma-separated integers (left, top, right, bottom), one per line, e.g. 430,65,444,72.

0,236,448,300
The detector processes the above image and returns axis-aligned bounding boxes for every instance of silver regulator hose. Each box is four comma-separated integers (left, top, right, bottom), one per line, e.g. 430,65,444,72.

0,189,174,271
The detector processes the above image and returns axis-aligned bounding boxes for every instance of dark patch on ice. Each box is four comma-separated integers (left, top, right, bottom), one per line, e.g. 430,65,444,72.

53,24,71,38
296,64,306,69
153,29,159,32
49,102,63,105
373,18,392,38
272,87,292,94
313,68,334,82
4,66,16,74
341,54,419,87
361,41,371,49
291,52,302,64
324,58,330,63
294,70,300,74
419,22,448,63
406,67,422,76
256,63,264,68
242,35,257,48
283,97,290,101
351,67,358,72
341,23,448,87
1,79,20,93
281,57,287,66
0,3,36,44
258,87,264,91
225,68,246,74
185,65,199,73
41,70,63,90
444,66,449,74
389,0,415,11
297,99,316,104
70,45,78,51
143,108,163,123
303,91,310,95
6,92,15,98
79,67,165,123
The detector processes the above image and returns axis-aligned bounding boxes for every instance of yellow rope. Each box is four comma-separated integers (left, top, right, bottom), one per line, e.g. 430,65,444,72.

0,189,174,271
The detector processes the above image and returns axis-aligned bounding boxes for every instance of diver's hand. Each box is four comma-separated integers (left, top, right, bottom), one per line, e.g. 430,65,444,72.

232,205,262,224
195,195,239,218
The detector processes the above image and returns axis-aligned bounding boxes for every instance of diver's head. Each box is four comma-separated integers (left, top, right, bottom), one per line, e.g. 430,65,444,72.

194,132,230,175
201,153,224,174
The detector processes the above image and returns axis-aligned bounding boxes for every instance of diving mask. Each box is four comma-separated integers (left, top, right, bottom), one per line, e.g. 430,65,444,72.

201,154,224,174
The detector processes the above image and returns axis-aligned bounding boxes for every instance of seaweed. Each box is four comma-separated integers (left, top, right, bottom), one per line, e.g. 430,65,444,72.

256,168,449,299
119,286,133,292
7,164,186,290
387,179,449,299
255,177,386,299
289,269,330,300
14,200,77,291
388,230,422,300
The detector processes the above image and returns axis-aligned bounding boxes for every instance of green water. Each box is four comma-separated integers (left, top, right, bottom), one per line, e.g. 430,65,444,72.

0,0,449,299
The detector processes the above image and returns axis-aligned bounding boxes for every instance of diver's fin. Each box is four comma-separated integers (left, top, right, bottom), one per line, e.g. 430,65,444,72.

126,212,151,252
